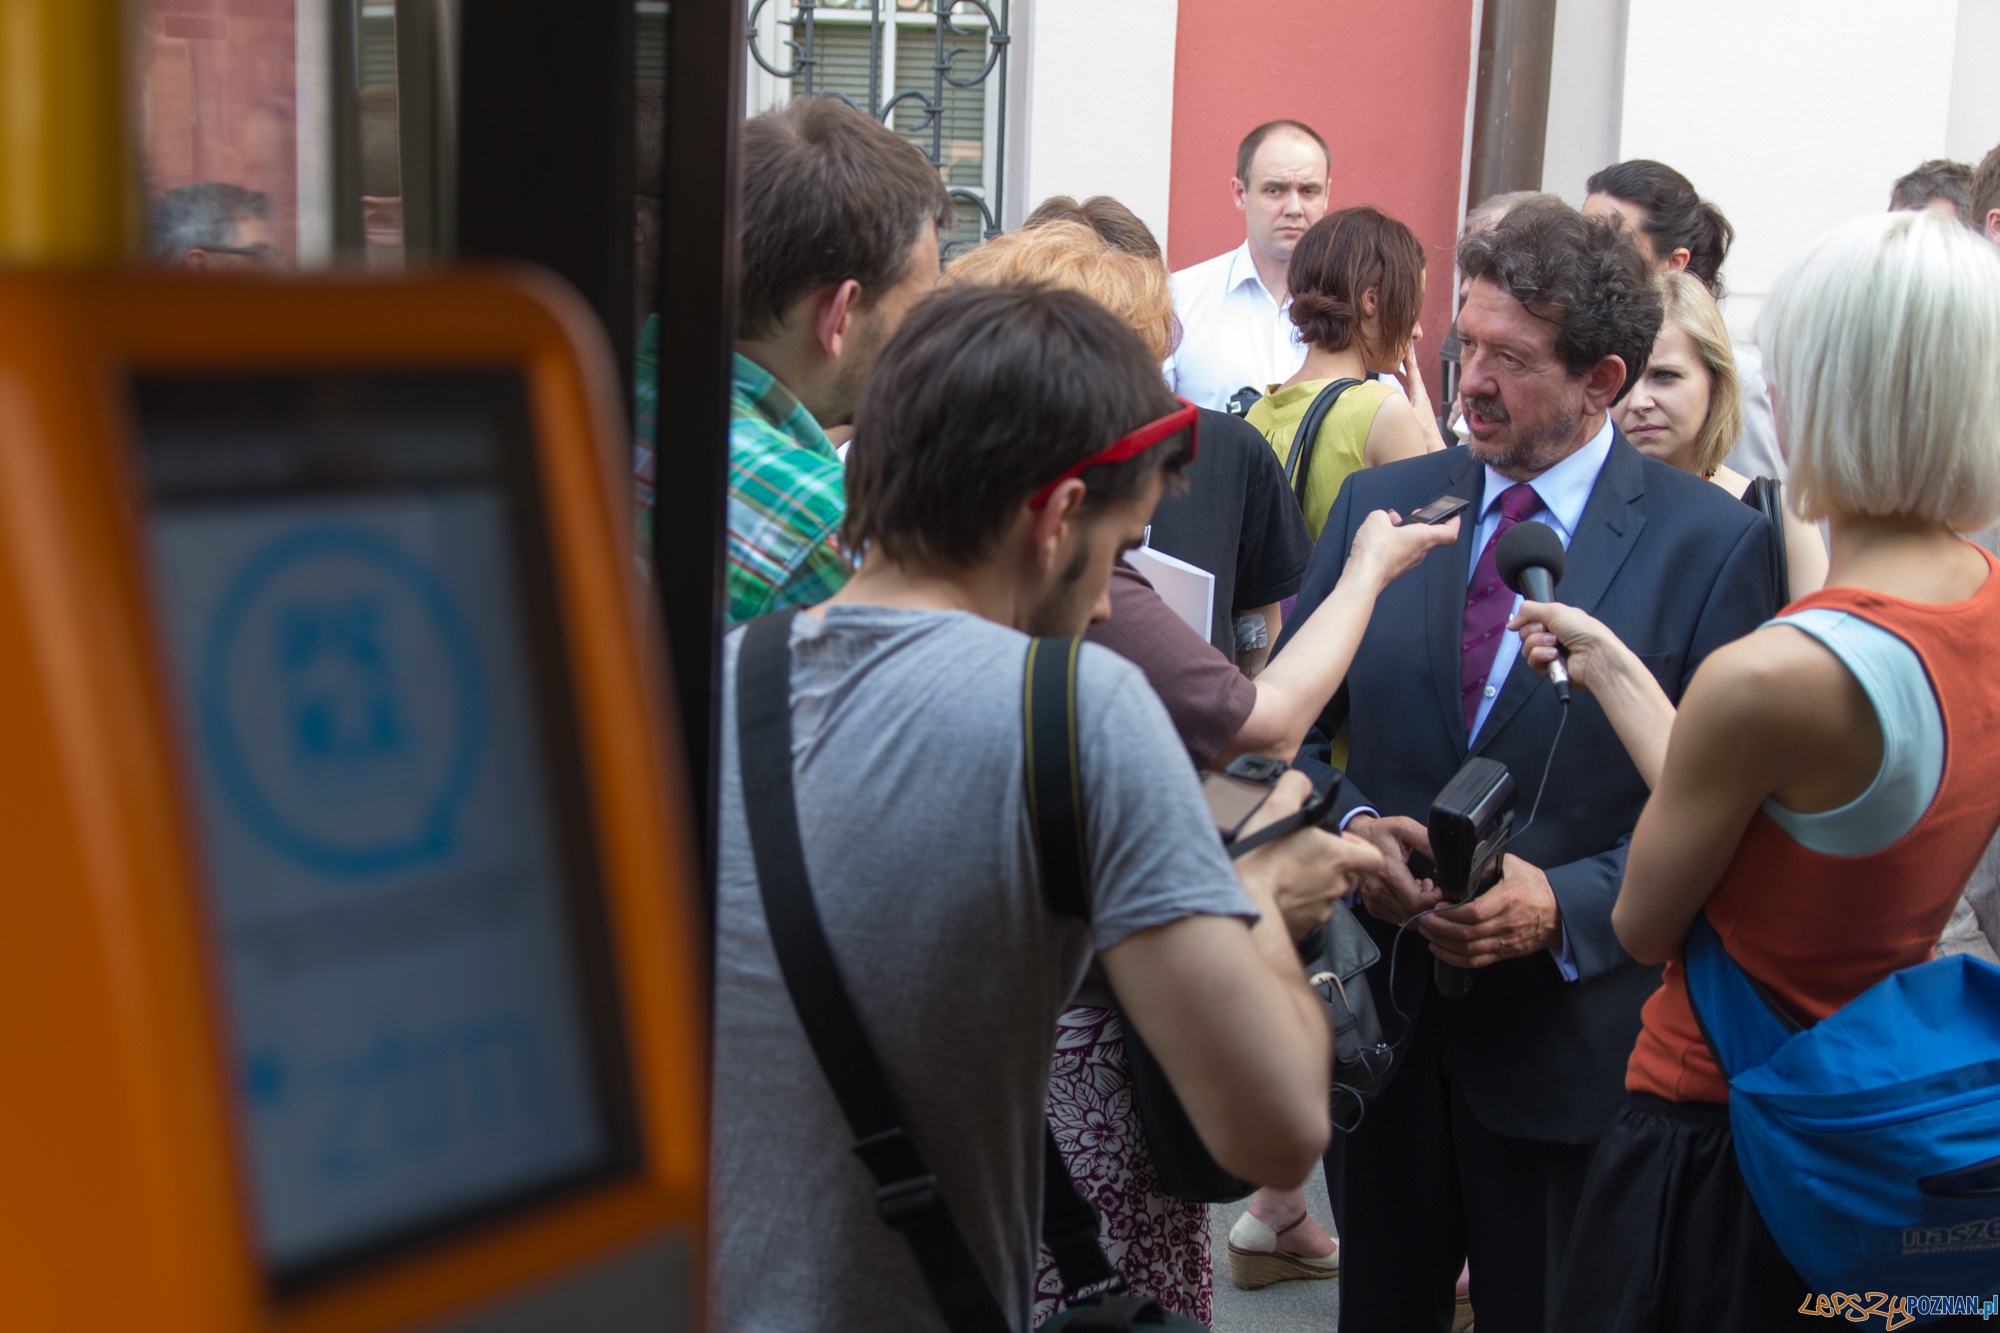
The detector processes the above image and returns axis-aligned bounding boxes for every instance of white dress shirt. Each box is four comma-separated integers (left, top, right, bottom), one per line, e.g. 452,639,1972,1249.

1166,241,1308,411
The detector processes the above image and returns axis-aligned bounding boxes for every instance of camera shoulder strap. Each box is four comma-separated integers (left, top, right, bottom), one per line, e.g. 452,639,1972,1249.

736,612,1116,1333
1020,635,1125,1296
1024,636,1092,921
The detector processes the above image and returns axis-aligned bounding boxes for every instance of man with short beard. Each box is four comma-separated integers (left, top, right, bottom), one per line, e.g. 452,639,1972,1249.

711,284,1365,1331
1273,201,1777,1333
724,96,954,623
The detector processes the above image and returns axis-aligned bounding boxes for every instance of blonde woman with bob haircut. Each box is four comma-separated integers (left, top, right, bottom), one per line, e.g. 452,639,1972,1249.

1510,210,2000,1332
1616,272,1827,602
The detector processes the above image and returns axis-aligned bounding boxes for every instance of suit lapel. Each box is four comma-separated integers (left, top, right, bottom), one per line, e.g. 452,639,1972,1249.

1474,432,1650,754
1426,451,1487,760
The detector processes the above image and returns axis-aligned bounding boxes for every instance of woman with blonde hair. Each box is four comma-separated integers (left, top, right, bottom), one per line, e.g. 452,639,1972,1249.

1513,209,2000,1331
949,219,1176,357
1616,271,1827,603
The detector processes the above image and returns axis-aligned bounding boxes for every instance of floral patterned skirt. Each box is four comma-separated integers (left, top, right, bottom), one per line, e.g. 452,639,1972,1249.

1033,1003,1213,1326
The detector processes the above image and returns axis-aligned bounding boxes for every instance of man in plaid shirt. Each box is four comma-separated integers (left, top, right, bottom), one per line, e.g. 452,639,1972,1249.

726,97,954,622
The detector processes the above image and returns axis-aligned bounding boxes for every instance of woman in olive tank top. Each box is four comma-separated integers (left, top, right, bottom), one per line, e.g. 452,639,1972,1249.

1245,206,1449,540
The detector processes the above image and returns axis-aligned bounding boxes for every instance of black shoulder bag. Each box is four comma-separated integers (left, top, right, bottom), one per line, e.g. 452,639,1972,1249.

735,610,1204,1332
1281,377,1366,512
1742,475,1790,613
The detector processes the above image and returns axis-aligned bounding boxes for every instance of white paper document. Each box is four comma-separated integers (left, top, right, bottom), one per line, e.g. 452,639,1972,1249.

1125,544,1215,641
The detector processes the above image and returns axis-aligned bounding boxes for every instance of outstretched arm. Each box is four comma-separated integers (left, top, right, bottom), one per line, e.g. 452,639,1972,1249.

1101,772,1367,1186
1220,511,1457,765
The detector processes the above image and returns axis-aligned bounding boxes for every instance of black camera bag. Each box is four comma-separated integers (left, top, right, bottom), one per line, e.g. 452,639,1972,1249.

1298,906,1393,1129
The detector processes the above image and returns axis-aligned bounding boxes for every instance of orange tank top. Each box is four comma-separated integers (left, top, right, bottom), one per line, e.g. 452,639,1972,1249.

1627,547,2000,1105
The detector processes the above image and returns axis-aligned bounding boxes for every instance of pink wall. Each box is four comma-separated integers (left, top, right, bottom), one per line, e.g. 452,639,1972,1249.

1168,0,1475,410
139,0,299,254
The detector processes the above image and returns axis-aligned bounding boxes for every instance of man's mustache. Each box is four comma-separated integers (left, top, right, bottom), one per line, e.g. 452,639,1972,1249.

1464,394,1510,424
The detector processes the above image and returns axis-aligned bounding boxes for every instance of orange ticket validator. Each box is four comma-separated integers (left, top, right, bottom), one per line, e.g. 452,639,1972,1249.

0,270,706,1332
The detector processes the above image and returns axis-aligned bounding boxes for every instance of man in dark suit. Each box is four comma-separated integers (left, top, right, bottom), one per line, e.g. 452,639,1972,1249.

1275,202,1777,1332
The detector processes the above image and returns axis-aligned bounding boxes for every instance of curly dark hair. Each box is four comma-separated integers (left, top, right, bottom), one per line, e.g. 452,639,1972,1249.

1456,200,1664,404
1586,159,1733,297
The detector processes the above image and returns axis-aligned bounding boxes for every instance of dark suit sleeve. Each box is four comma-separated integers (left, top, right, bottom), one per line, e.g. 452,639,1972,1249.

1273,473,1376,815
1543,513,1778,982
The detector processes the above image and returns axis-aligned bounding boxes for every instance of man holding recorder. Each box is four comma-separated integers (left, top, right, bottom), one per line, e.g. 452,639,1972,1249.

1276,201,1777,1332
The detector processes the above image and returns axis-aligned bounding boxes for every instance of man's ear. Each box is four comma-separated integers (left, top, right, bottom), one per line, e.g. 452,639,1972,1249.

1028,478,1089,573
814,278,865,360
1231,177,1249,214
1986,208,2000,245
1664,247,1692,273
1583,354,1629,415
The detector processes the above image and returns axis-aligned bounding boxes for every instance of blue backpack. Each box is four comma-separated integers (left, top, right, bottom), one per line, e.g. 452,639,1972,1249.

1684,912,2000,1298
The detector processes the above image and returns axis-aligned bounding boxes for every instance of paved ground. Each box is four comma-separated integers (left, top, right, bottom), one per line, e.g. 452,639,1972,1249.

1208,1172,1341,1332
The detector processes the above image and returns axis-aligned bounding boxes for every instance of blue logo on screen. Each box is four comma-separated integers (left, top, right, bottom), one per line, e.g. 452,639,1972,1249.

200,527,485,876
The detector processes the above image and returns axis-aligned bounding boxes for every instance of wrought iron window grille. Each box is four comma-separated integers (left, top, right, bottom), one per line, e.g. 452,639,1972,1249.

748,0,1009,253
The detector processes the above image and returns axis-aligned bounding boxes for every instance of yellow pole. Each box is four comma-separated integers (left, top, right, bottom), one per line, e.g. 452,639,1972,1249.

0,0,134,265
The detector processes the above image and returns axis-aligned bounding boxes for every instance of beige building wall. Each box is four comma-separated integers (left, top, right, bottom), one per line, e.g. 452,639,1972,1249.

1542,0,2000,340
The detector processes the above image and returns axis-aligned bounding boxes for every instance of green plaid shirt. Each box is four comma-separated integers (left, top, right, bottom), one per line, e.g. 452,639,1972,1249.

727,353,853,623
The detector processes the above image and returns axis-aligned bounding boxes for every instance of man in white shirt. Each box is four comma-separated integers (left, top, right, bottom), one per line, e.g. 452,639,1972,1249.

1168,120,1331,412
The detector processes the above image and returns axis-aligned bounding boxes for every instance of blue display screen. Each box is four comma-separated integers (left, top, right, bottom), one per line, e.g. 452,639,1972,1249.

134,374,632,1288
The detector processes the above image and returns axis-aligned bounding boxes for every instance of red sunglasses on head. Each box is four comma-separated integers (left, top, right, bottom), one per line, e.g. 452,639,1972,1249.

1027,397,1201,510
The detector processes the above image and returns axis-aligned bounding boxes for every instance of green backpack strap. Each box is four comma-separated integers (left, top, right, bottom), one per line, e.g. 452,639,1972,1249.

1283,377,1366,509
1023,636,1091,923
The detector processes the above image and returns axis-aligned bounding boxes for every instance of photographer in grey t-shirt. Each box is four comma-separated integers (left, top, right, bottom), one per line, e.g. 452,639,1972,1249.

711,285,1384,1332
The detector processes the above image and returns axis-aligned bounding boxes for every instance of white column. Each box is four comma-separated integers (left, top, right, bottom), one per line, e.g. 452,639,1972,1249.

295,0,333,266
1540,0,1628,207
1013,0,1177,248
745,0,794,118
1948,0,2000,164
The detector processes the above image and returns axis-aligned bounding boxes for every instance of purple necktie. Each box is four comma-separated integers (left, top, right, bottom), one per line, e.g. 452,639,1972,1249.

1461,484,1545,735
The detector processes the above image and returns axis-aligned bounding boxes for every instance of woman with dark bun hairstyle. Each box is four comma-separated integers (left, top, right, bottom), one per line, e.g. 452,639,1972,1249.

1245,206,1447,541
1582,160,1786,483
1584,159,1735,295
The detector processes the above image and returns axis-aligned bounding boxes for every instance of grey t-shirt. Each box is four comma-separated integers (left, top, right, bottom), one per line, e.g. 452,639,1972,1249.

711,606,1254,1333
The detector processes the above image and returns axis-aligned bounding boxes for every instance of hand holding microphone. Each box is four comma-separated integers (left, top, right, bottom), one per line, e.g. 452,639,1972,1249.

1507,599,1624,698
1494,522,1572,704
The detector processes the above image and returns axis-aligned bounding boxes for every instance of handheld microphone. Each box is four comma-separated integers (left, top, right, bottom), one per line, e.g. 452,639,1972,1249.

1495,521,1571,705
